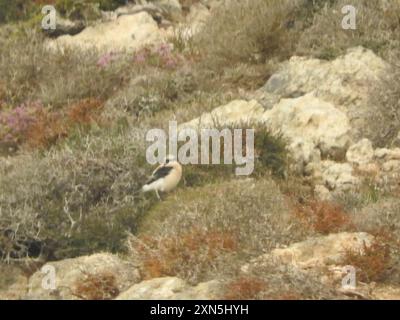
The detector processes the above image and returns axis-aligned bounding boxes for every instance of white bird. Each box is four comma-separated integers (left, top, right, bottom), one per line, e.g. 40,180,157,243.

142,155,182,200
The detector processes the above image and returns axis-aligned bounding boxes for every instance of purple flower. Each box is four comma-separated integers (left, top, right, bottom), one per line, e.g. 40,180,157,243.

0,101,42,143
97,52,116,68
133,52,147,64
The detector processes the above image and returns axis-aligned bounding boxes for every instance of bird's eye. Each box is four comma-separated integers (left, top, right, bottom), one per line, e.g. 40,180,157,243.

165,159,170,164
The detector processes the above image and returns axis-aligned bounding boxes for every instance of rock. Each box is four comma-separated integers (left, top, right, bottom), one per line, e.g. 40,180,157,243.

314,184,332,201
44,17,86,38
180,95,352,182
291,139,321,174
245,232,374,270
259,47,389,141
374,148,400,160
116,277,221,300
262,93,351,160
357,163,380,176
373,285,400,300
183,2,211,37
26,253,140,300
179,99,264,130
382,160,400,172
346,139,374,165
153,0,182,21
115,2,168,24
47,12,167,52
320,161,359,191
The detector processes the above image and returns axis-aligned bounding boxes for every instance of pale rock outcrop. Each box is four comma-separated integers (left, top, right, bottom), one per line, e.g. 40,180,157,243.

259,47,389,140
314,184,332,201
243,232,374,271
26,253,140,300
374,148,400,161
382,160,400,172
47,12,167,52
346,139,374,165
180,2,211,38
152,0,182,21
116,277,221,300
179,99,264,130
317,161,359,191
44,17,86,38
262,93,351,163
116,0,182,23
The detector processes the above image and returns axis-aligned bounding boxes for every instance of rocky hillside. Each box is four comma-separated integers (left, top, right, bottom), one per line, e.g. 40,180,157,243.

1,0,400,300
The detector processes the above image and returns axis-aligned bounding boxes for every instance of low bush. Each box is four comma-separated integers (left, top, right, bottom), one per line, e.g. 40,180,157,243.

129,227,238,281
297,0,400,60
221,257,342,300
132,179,310,283
293,200,354,234
343,235,393,283
0,125,156,261
72,271,120,300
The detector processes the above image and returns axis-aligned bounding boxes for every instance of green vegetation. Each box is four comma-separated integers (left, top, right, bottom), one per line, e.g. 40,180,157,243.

1,0,400,298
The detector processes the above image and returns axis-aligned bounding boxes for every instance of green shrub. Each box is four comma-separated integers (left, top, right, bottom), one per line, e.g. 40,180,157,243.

193,0,303,69
368,64,400,147
180,123,289,188
296,0,400,60
0,31,135,108
0,125,158,261
0,0,39,24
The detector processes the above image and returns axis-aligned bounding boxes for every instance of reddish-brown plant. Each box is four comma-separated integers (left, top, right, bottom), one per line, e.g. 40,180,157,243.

72,271,120,300
293,200,354,234
133,227,238,280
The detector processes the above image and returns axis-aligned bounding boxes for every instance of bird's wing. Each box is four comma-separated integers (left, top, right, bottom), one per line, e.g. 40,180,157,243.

145,165,173,185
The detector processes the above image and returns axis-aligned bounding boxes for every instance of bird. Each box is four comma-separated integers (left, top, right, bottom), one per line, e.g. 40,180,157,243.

142,155,182,200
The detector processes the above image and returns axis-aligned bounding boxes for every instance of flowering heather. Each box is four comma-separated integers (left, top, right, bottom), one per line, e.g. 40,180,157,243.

133,43,183,69
0,101,42,144
97,51,117,68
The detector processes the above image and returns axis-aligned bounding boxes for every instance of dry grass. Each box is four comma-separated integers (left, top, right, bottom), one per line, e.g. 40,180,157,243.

349,199,400,284
130,227,238,281
368,64,400,147
193,0,304,68
222,257,342,300
297,0,400,60
131,178,311,283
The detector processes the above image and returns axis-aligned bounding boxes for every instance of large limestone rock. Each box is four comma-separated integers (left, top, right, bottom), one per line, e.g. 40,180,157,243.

26,253,140,300
262,93,351,162
179,99,264,130
244,232,374,270
47,12,167,52
44,17,86,38
346,139,374,165
319,161,359,191
153,0,182,20
116,277,221,300
115,0,182,23
180,2,211,38
259,47,389,140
